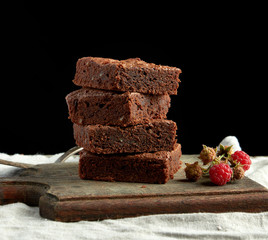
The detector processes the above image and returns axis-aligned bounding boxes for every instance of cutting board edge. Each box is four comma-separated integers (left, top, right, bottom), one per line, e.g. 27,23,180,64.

39,189,268,222
0,181,49,206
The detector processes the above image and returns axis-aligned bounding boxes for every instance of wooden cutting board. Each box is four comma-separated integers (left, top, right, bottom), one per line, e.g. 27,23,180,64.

1,155,268,222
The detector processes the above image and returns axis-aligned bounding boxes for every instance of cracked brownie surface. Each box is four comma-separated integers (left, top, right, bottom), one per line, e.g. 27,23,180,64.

73,57,182,95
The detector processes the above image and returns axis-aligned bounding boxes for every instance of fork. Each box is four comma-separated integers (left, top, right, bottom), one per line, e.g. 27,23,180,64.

0,146,83,168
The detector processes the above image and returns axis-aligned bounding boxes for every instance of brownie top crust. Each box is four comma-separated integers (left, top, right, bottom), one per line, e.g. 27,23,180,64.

66,87,121,99
81,57,180,71
73,57,182,95
80,143,181,162
66,87,150,99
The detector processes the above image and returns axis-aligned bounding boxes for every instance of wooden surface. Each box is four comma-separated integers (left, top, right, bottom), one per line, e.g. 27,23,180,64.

1,155,268,222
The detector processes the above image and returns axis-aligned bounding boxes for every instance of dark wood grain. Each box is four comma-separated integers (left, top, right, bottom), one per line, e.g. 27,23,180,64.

1,155,268,222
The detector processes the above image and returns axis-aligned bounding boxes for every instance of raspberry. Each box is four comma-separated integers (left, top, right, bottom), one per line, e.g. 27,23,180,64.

232,166,245,180
209,163,233,186
231,151,251,171
199,145,216,165
185,161,203,182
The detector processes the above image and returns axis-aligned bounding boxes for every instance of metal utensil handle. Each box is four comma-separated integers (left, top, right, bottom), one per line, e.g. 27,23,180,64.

0,159,34,169
0,146,84,169
54,146,83,163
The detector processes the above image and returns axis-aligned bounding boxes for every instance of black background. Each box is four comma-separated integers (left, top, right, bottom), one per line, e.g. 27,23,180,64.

1,3,267,155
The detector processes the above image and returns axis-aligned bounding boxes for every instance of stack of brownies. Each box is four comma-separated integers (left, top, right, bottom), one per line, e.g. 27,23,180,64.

66,57,182,184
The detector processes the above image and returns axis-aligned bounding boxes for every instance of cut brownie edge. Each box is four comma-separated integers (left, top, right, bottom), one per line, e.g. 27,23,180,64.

66,88,171,127
79,143,182,184
73,120,177,154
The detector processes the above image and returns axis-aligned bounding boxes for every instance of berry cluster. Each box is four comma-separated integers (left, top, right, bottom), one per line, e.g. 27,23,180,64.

184,144,252,186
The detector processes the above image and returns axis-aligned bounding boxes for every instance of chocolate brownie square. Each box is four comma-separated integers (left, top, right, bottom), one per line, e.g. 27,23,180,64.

73,120,177,154
79,143,182,184
66,88,171,127
73,57,182,95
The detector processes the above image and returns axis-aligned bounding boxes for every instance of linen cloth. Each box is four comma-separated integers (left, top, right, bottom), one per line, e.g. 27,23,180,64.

0,137,268,240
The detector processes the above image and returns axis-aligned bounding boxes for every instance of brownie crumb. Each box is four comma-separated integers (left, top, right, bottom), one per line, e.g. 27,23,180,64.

73,57,182,95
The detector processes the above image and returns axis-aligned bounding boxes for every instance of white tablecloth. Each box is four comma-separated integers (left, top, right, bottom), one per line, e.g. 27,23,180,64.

0,137,268,240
